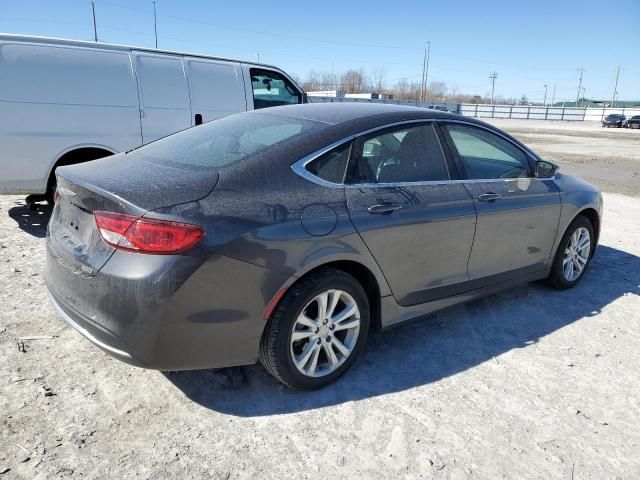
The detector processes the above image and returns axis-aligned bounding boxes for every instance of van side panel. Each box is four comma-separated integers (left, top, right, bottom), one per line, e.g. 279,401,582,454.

0,41,142,194
133,52,192,143
185,58,247,122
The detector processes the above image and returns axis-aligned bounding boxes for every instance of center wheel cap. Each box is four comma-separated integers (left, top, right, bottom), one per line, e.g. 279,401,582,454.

319,324,331,337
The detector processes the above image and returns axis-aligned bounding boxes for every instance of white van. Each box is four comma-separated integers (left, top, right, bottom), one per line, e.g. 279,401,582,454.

0,34,306,198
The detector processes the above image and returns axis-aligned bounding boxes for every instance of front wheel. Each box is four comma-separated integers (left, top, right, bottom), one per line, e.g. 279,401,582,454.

259,268,370,390
547,215,595,289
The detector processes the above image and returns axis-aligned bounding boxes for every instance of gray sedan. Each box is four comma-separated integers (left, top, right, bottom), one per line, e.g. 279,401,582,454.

45,103,602,389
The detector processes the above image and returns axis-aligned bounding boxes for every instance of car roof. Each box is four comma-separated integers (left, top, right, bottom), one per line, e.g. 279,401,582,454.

260,102,460,126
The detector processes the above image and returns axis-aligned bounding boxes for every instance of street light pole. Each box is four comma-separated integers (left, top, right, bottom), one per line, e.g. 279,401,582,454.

91,2,98,42
543,84,548,106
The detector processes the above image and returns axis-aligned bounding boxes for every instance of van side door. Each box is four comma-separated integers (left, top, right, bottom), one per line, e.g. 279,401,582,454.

241,65,303,110
184,58,246,125
132,51,192,143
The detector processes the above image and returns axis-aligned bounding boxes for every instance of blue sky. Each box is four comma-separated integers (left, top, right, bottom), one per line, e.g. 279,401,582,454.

2,0,639,101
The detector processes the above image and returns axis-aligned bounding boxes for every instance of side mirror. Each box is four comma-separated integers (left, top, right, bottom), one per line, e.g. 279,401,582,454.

535,160,558,178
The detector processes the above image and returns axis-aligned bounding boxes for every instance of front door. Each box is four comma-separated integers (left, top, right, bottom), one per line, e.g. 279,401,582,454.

442,122,561,280
133,52,192,143
345,122,477,307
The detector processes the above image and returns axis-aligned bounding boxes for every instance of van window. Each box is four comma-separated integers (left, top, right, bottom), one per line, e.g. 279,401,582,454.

250,69,301,109
0,43,137,106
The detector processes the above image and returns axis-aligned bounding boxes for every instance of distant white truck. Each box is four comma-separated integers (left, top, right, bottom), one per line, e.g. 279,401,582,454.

0,34,306,199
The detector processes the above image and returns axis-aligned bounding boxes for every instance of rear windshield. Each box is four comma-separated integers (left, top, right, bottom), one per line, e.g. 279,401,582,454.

128,112,326,169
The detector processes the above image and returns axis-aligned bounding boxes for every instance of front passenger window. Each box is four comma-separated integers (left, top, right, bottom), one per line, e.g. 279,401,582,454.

445,124,532,179
345,124,449,184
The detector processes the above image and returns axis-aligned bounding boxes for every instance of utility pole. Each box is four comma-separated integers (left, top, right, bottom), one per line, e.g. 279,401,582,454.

611,65,620,108
256,53,261,63
420,47,427,102
152,2,158,48
543,84,548,106
489,72,498,104
424,41,431,101
91,2,98,42
551,83,556,105
576,68,584,106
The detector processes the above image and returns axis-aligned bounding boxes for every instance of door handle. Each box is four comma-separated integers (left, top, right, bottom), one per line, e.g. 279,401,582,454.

194,113,203,126
367,203,404,214
477,193,502,202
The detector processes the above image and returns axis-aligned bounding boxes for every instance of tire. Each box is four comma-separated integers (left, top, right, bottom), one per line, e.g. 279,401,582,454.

259,268,370,390
547,215,595,289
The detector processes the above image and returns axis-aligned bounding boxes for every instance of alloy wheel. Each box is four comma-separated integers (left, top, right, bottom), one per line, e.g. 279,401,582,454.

563,227,591,281
290,289,361,378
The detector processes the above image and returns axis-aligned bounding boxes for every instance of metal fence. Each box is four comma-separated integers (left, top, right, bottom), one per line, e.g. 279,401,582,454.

459,104,585,121
309,96,460,113
459,104,640,122
309,97,640,122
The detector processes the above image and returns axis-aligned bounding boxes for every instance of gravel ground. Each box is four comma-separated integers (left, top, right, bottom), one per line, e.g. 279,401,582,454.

1,121,640,479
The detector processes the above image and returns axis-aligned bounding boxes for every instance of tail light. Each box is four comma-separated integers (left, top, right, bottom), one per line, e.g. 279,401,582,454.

94,211,204,254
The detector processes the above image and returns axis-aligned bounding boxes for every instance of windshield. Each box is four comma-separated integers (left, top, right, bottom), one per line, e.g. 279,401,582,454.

127,112,326,170
606,115,622,120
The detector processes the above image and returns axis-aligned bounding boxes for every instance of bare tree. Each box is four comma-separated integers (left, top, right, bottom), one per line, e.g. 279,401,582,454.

341,69,368,94
371,67,386,92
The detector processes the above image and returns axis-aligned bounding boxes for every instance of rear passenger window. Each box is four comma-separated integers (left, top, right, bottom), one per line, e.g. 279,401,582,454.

250,69,301,109
305,143,350,184
345,123,449,184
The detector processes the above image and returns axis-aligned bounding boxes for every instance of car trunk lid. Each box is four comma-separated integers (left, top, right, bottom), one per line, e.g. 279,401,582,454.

47,155,218,275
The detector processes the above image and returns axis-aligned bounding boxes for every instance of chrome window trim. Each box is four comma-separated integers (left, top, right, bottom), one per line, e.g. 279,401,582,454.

291,118,547,189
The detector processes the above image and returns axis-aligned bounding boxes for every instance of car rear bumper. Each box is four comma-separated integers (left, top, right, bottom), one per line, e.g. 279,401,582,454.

45,240,293,370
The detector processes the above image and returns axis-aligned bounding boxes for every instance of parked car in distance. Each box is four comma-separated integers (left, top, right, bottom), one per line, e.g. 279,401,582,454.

45,103,602,390
601,114,627,128
626,115,640,129
0,34,305,199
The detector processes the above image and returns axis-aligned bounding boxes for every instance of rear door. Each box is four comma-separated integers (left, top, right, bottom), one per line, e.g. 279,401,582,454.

441,122,561,280
345,122,477,307
133,51,191,143
184,57,246,125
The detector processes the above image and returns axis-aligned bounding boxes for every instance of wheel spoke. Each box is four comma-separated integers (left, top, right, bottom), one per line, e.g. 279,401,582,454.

332,336,351,358
296,341,318,368
323,341,339,369
332,303,357,325
291,329,315,342
333,317,360,332
296,314,318,329
306,344,321,376
317,292,329,320
326,290,341,319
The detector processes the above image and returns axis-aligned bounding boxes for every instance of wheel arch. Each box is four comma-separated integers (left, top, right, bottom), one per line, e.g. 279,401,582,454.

576,207,601,249
46,144,118,192
268,259,385,331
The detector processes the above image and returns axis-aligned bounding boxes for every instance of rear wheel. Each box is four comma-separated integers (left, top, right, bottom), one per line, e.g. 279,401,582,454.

547,215,594,289
259,268,370,390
